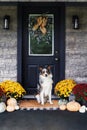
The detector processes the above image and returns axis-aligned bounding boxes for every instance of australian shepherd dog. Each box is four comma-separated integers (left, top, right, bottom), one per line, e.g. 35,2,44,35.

36,66,53,105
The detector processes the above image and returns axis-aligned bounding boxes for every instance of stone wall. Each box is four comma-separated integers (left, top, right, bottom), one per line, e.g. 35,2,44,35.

65,7,87,83
0,5,87,83
0,6,17,81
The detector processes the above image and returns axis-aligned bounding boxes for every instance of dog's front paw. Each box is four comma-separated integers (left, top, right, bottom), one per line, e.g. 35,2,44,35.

47,100,53,104
50,101,53,104
35,94,40,103
41,102,44,105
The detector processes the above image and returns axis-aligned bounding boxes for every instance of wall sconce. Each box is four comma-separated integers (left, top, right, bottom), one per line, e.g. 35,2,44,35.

72,15,79,29
3,15,10,30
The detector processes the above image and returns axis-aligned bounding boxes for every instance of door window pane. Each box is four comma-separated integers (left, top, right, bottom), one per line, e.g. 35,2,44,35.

28,14,54,56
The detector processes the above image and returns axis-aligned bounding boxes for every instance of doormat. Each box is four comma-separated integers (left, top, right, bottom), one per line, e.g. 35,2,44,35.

19,100,59,110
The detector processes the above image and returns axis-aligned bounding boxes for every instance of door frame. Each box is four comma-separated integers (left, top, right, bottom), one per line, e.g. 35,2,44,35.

17,2,65,86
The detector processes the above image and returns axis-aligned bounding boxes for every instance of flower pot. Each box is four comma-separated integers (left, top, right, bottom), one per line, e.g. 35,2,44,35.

58,98,68,106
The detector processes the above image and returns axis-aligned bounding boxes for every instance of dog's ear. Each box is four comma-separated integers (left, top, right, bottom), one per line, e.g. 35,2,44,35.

39,67,43,71
47,65,51,70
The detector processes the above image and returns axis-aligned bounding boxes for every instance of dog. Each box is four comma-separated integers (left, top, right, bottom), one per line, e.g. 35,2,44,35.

36,66,53,105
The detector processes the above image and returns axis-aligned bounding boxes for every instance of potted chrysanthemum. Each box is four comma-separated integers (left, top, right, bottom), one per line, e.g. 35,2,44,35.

0,88,6,102
72,84,87,105
0,88,6,113
0,80,26,100
54,79,76,105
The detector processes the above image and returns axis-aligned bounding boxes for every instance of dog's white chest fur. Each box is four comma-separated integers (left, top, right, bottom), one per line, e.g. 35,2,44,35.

39,74,53,96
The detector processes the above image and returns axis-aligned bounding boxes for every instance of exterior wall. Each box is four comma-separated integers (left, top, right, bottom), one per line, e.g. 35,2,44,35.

0,6,17,81
66,7,87,83
0,5,87,83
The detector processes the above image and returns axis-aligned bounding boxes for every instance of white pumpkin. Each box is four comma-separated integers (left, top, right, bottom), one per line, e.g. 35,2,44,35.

79,105,86,113
6,105,15,112
7,98,17,106
0,102,6,113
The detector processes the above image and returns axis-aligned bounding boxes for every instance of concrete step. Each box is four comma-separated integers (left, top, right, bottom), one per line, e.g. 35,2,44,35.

23,95,59,100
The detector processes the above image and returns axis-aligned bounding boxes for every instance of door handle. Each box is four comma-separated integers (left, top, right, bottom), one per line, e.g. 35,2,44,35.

55,50,58,54
55,58,58,61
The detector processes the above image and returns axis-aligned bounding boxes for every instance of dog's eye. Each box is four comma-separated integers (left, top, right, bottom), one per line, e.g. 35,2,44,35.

47,70,50,74
42,71,45,74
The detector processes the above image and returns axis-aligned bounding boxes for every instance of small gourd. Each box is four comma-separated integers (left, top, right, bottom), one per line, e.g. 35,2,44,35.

79,105,86,113
7,98,17,106
67,101,81,112
15,105,19,110
6,98,19,112
6,105,15,112
59,104,67,111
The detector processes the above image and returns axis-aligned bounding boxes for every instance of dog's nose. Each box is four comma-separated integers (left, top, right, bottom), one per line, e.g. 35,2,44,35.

45,74,48,77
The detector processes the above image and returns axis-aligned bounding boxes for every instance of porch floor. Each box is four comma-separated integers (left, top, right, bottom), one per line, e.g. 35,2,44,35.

0,110,87,130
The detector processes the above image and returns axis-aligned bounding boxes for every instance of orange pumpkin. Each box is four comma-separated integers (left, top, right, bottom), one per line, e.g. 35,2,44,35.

67,101,81,112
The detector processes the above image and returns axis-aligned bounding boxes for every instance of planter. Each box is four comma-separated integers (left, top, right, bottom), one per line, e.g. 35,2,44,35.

58,98,68,106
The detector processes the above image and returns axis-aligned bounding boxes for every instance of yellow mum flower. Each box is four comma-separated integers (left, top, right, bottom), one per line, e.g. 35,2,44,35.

54,79,76,99
0,80,26,99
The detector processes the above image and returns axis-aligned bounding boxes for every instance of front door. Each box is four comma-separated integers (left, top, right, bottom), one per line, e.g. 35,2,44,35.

21,4,65,95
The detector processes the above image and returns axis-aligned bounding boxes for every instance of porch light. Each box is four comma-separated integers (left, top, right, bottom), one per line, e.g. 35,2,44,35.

3,15,10,30
72,15,79,29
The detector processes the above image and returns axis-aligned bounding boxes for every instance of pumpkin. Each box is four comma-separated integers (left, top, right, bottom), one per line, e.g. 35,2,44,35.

15,105,19,110
59,104,67,111
67,101,81,112
79,105,86,113
0,102,6,113
6,105,15,112
7,98,17,106
6,98,19,112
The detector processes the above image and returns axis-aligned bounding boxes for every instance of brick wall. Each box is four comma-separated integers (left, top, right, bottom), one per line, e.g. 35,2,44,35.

0,6,17,81
66,7,87,83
